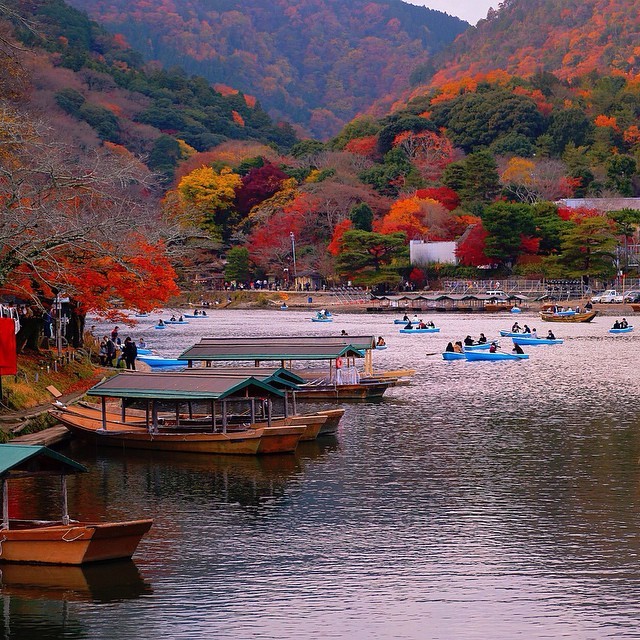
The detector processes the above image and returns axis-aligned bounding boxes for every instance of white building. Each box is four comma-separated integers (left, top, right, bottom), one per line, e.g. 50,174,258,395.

409,240,457,266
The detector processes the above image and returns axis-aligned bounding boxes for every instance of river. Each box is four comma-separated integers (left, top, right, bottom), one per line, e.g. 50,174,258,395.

5,308,640,639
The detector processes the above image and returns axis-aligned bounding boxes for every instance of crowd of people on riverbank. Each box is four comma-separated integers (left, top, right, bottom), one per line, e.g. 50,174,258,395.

98,327,138,370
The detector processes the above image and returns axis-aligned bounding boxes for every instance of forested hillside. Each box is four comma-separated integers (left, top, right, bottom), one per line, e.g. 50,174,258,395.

427,0,640,86
65,0,468,138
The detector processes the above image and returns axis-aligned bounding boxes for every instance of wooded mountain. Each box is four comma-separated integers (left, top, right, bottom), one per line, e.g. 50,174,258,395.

427,0,640,86
64,0,468,138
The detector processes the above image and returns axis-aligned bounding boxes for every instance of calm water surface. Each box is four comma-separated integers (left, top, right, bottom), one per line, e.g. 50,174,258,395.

4,309,640,639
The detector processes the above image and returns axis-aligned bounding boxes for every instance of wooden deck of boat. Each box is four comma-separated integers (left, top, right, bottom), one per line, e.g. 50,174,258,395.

10,425,71,447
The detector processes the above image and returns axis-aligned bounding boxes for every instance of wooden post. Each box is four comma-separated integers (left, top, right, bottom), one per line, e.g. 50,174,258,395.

222,400,227,434
151,400,158,434
292,391,297,416
61,475,69,525
267,399,272,427
121,398,126,423
2,478,8,530
250,399,255,424
283,391,289,418
145,399,150,427
175,402,180,427
101,396,107,431
211,400,215,432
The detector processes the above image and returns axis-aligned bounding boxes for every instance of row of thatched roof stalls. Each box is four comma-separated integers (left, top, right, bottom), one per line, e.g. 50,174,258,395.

368,293,530,312
87,368,304,432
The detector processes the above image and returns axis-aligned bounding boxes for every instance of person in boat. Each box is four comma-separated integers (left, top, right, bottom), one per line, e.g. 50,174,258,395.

377,336,386,346
585,301,593,311
404,321,413,329
412,314,420,324
478,333,487,343
158,318,165,326
341,329,348,336
178,315,184,322
530,327,538,338
523,324,531,334
489,342,498,353
613,320,621,329
511,322,521,332
512,343,524,354
546,330,556,340
464,335,475,346
426,320,435,328
445,342,455,352
170,315,177,322
193,309,200,316
418,321,427,329
621,318,629,328
138,337,146,348
202,310,207,316
402,313,409,322
453,341,463,353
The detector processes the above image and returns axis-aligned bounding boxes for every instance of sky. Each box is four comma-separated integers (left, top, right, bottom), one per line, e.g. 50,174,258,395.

405,1,496,25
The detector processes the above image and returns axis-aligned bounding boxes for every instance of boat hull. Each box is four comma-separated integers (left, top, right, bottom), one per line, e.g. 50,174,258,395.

311,318,332,322
463,342,491,350
399,328,440,334
0,519,153,565
253,425,305,453
465,351,529,361
313,409,345,435
137,355,185,368
539,311,598,323
512,337,564,345
609,327,633,333
295,382,390,400
442,352,465,360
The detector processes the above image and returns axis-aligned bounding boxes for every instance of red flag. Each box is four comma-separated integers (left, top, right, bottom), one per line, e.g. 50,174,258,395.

0,317,17,375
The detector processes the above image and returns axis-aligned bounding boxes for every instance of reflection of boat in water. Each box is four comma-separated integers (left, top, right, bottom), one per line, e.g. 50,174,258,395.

0,445,152,564
0,559,152,602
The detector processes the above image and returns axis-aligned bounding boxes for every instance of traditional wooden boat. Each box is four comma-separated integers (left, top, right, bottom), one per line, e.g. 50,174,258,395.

512,336,564,345
442,352,465,360
609,326,633,334
464,351,529,361
484,303,511,312
398,327,440,334
539,310,598,323
631,304,640,313
314,408,345,435
294,381,390,401
0,445,152,564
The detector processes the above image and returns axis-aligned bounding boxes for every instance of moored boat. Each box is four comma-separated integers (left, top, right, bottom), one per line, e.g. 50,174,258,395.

512,336,564,345
539,310,598,323
464,351,529,361
0,445,152,564
137,354,185,368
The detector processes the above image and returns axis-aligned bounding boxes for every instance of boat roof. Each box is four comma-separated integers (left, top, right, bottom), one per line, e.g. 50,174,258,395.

86,371,285,400
195,335,376,350
180,367,304,389
0,445,87,478
179,339,365,362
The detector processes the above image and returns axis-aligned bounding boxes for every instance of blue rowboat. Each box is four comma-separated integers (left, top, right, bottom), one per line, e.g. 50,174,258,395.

465,351,529,361
375,345,388,350
311,317,332,322
609,326,633,334
499,330,532,337
512,336,564,345
163,320,189,325
442,352,465,360
183,313,206,318
463,342,492,351
137,347,152,355
134,312,149,317
393,319,412,324
511,307,521,313
154,324,166,330
138,355,185,368
399,328,440,334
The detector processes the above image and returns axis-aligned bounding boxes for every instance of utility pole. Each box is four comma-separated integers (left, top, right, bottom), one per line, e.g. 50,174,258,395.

290,232,297,287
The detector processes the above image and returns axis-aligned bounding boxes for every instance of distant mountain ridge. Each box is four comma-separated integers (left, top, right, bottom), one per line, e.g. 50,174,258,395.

428,0,640,86
65,0,468,138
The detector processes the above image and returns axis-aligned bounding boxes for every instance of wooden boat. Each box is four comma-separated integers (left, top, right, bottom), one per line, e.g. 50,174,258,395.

0,445,152,564
133,312,149,317
294,380,391,400
512,336,564,345
442,352,465,360
484,303,511,312
539,310,598,323
464,351,529,361
609,326,633,334
52,411,303,455
398,327,440,334
314,408,345,435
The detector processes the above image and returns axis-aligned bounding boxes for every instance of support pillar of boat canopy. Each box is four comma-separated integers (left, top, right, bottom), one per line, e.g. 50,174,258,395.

2,478,8,529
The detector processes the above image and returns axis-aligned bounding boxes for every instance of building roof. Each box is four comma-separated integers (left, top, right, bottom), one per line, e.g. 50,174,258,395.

180,367,304,389
86,371,285,400
0,445,87,478
195,335,376,350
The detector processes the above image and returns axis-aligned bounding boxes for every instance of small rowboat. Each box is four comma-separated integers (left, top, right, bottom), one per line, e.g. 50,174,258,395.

163,320,189,325
137,348,152,355
134,312,149,317
442,352,465,360
375,345,388,350
311,317,332,323
539,310,598,323
399,328,440,334
154,324,166,330
463,342,492,350
464,351,529,361
137,355,185,368
609,326,633,334
183,313,207,318
393,319,412,324
499,330,529,337
512,336,564,345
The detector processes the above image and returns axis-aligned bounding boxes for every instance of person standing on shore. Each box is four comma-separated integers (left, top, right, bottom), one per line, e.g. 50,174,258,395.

122,336,138,370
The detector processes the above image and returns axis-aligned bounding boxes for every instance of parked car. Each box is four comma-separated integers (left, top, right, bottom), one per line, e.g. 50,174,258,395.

623,290,640,303
486,290,508,299
591,289,624,303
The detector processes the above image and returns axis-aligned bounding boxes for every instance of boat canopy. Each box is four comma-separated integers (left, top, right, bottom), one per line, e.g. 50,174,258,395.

179,340,365,363
86,371,285,400
0,445,87,479
194,335,377,351
180,367,304,389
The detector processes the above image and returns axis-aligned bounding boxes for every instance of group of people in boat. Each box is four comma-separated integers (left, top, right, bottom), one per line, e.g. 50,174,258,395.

376,336,386,346
612,318,629,329
402,313,435,330
169,315,184,322
191,309,207,316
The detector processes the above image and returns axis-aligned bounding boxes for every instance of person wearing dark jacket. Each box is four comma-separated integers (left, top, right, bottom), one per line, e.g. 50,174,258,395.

122,336,138,370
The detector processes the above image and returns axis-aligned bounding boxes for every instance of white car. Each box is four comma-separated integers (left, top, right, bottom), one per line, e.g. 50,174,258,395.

591,289,624,303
